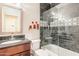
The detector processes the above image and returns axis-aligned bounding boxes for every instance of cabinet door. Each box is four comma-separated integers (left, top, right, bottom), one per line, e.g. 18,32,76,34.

2,6,21,33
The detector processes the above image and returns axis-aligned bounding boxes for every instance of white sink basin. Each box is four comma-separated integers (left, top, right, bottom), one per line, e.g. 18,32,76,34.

1,40,22,44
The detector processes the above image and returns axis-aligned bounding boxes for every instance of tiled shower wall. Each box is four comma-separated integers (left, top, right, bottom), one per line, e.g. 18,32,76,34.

58,26,79,53
40,3,79,53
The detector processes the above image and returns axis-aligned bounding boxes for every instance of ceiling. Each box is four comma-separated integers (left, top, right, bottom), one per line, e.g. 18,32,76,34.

40,3,59,16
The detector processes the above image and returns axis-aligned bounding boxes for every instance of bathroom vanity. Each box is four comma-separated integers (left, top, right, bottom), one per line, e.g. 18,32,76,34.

0,41,30,56
0,34,31,56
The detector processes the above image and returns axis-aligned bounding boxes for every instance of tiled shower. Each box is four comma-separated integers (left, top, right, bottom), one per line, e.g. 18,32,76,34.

40,3,79,54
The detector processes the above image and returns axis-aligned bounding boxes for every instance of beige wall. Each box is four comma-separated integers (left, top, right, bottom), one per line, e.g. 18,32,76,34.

0,3,40,40
21,3,40,40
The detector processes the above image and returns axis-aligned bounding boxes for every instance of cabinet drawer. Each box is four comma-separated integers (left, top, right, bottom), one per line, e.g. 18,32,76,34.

0,43,30,56
6,44,30,55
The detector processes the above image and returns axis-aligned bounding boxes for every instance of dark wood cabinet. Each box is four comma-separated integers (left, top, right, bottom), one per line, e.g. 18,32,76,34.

0,42,31,56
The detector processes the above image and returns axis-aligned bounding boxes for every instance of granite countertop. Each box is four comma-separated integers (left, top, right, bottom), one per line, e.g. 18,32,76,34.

0,39,31,49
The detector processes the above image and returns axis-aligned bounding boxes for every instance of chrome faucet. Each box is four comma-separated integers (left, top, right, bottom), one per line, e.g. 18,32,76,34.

10,32,15,40
11,35,15,40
